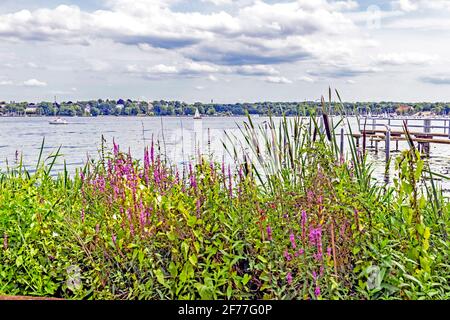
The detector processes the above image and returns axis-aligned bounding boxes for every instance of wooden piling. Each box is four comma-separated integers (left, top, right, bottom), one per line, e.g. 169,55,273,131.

385,130,390,162
424,119,431,133
448,120,450,139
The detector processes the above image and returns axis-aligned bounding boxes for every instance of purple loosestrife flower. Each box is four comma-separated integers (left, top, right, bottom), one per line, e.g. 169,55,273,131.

150,140,155,165
299,248,305,255
301,210,307,239
113,139,119,155
238,165,244,183
290,233,297,249
318,195,323,205
327,247,332,258
307,190,314,203
130,223,135,237
286,272,293,285
189,163,197,190
139,210,145,228
284,250,292,261
266,226,272,241
210,162,215,175
315,285,321,297
112,233,117,246
228,165,233,198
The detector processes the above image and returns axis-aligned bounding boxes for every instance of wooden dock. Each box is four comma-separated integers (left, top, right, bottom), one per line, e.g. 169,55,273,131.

350,117,450,160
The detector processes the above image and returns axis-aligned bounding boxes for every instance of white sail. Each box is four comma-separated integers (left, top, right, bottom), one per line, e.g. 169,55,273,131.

194,108,201,119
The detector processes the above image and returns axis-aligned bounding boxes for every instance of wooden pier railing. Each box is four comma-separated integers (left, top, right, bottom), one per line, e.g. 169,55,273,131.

350,117,450,160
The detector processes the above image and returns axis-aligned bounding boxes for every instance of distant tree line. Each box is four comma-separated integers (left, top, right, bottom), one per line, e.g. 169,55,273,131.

1,99,450,117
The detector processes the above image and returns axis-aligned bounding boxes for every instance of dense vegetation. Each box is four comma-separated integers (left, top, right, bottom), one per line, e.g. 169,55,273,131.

0,100,448,299
1,98,450,117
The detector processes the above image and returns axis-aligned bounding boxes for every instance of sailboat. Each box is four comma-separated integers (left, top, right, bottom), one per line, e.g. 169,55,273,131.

193,108,202,119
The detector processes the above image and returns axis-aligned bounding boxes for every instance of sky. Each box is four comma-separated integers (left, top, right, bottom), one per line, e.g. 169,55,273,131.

1,0,450,103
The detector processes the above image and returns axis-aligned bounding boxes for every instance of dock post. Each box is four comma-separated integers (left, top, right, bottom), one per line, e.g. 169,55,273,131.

448,120,450,139
372,118,376,131
424,119,431,133
340,127,344,157
385,130,390,162
396,139,399,151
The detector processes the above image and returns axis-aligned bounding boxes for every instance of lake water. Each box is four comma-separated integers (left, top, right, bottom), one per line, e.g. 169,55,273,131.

1,116,449,190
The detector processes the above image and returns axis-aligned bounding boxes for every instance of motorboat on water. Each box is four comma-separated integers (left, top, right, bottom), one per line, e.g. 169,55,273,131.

49,117,68,125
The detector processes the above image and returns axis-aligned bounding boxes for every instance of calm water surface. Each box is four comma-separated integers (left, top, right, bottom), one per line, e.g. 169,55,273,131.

1,116,449,190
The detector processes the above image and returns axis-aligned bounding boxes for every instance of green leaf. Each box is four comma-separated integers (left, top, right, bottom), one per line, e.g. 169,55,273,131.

181,241,189,260
154,269,168,287
257,255,268,263
189,254,198,266
169,262,178,278
16,255,23,267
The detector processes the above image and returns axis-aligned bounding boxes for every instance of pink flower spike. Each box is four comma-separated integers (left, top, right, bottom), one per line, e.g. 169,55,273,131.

266,226,272,241
289,233,297,249
315,285,321,297
284,250,292,261
286,272,292,285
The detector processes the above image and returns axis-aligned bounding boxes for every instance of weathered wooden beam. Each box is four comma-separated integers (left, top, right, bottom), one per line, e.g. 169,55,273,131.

385,130,390,162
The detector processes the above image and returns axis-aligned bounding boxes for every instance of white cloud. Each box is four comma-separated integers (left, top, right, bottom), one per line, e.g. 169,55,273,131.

392,0,450,12
201,0,232,5
85,60,111,72
264,76,292,84
421,75,450,85
23,79,47,87
375,52,438,66
307,64,381,78
0,0,360,68
234,65,279,76
195,85,205,90
386,17,450,30
26,62,39,68
298,76,316,83
208,75,219,82
0,80,14,86
346,79,356,84
147,64,179,75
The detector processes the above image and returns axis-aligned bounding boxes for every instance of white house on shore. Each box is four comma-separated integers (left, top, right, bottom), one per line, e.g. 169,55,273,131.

25,103,38,115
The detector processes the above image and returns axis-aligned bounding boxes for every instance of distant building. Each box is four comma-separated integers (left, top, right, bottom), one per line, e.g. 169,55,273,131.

84,105,91,115
0,102,6,115
25,103,38,115
116,104,124,111
396,104,412,115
